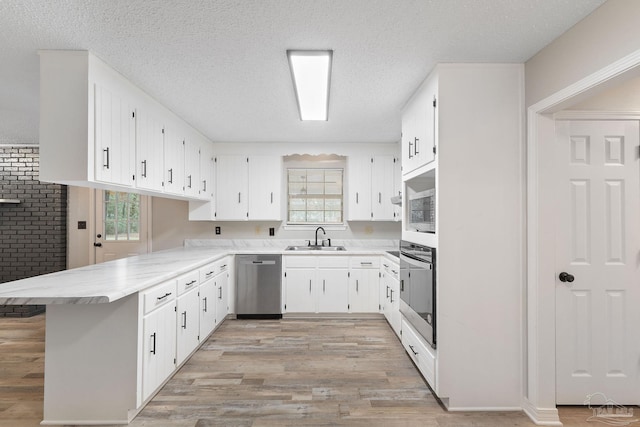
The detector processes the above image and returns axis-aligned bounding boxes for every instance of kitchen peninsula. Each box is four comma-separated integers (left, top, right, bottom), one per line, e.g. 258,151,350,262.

0,241,397,425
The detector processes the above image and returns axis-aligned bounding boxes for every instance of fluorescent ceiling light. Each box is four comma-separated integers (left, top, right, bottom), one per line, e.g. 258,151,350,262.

287,50,332,121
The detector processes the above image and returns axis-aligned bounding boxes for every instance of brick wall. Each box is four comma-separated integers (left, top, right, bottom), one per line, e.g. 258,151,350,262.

0,146,67,317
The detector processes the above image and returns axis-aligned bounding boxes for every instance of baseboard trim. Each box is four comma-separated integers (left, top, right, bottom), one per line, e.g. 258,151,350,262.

522,398,562,426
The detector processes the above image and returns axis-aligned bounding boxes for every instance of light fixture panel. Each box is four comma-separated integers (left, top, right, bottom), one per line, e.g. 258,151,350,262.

287,50,332,121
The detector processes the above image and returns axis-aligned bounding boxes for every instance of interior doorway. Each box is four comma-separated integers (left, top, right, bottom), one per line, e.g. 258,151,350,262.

94,189,151,263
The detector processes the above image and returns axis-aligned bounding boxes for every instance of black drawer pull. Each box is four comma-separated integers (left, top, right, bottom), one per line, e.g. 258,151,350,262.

408,344,418,356
156,292,172,301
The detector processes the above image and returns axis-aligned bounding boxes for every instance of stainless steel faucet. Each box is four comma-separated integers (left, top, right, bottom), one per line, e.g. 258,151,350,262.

315,226,326,246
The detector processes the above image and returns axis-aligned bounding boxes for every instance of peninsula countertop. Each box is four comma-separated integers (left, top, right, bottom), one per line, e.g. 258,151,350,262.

0,242,399,305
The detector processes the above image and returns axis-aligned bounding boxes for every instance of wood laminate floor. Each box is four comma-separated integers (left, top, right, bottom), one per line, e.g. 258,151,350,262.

0,314,625,426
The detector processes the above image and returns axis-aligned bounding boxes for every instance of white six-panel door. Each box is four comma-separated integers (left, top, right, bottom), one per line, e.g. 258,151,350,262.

555,120,640,404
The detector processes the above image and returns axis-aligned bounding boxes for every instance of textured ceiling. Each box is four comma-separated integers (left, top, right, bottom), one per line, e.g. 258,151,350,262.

0,0,606,145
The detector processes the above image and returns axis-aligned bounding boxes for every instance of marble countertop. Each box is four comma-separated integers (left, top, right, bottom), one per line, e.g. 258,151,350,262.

0,240,399,305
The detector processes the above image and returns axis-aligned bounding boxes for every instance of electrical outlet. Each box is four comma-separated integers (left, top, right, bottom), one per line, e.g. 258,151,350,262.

215,226,221,235
269,227,275,236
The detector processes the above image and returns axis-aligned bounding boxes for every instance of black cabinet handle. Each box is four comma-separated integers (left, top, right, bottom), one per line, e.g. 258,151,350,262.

414,137,419,155
103,147,110,169
185,279,197,287
408,344,418,356
141,160,147,178
188,175,192,188
390,289,394,303
181,311,187,329
150,333,156,355
386,285,390,298
168,168,173,184
203,297,208,312
218,287,222,299
408,140,414,159
356,279,359,292
156,292,172,301
203,180,207,191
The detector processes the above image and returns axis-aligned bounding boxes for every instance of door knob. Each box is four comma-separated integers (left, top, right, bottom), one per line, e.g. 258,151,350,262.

559,272,574,283
93,242,102,247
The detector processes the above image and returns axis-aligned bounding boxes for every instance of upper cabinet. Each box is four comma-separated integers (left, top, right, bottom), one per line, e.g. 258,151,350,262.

39,50,213,201
248,156,282,221
402,74,437,176
215,155,249,220
348,155,397,221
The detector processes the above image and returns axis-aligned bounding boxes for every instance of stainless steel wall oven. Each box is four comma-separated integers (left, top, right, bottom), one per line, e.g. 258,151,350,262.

399,240,436,348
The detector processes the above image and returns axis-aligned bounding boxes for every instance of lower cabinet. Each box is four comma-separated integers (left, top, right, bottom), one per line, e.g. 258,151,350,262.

283,256,349,313
199,266,217,339
176,286,200,365
141,284,177,402
215,262,229,326
381,259,401,336
401,317,436,389
349,257,380,313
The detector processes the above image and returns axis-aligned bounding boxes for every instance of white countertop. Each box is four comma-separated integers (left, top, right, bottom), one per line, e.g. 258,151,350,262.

0,241,399,305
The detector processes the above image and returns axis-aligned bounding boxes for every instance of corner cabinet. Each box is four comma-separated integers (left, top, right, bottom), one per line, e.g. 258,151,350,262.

39,50,214,201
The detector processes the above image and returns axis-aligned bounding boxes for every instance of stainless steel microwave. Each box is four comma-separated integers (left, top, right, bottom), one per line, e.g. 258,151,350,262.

408,188,435,233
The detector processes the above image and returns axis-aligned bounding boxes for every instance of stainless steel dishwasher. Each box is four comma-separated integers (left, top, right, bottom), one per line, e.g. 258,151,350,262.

236,254,282,319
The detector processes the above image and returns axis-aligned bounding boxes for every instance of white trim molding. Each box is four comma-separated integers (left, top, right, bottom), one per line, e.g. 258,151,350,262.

525,47,640,426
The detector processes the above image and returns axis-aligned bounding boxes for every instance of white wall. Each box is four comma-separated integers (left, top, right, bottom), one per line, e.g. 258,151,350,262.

525,0,640,107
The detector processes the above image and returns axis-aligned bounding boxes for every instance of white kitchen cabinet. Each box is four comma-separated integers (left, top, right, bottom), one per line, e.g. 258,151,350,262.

215,155,249,220
348,155,396,221
317,268,349,313
94,83,136,187
187,144,216,221
199,276,217,339
283,256,349,313
381,259,401,337
349,257,380,313
392,156,402,220
163,125,185,196
136,107,165,192
348,156,373,220
402,75,437,176
175,272,200,365
401,317,436,389
283,268,316,313
183,138,201,198
141,282,177,402
39,50,213,201
248,156,282,220
214,263,229,326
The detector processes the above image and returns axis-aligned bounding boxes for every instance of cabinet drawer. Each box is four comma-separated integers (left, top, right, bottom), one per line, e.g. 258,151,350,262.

200,262,217,282
177,271,199,296
317,256,349,269
350,256,380,269
215,257,230,274
142,280,177,315
381,260,399,279
284,256,317,268
401,318,436,388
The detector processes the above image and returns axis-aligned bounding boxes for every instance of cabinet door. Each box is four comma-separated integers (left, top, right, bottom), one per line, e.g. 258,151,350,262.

371,155,395,221
94,83,135,187
216,155,248,220
163,126,185,196
183,139,200,198
200,144,215,200
283,269,315,313
388,275,401,336
135,107,165,192
349,269,380,313
317,269,349,313
392,156,402,221
248,156,282,220
413,78,436,168
142,301,176,401
176,288,200,365
199,279,216,339
215,272,228,326
347,156,372,220
401,99,417,174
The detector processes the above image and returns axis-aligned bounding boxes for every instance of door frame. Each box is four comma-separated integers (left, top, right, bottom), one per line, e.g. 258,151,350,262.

524,49,640,425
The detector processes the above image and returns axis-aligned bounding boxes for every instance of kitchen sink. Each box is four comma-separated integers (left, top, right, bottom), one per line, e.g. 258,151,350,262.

285,245,346,251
